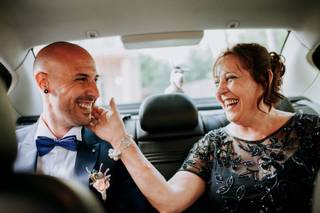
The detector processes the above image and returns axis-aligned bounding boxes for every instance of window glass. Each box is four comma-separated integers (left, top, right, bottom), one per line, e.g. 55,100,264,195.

34,29,287,106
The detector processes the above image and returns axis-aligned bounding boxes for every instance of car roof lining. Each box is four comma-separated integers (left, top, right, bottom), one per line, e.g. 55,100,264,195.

0,0,319,71
0,0,318,46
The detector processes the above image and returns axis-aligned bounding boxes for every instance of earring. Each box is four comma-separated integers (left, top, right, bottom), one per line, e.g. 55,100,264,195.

44,89,49,94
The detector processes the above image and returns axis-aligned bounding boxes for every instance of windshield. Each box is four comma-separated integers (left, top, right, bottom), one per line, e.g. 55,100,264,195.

34,29,288,106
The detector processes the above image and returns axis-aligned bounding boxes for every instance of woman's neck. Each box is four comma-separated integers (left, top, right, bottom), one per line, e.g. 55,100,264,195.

226,108,294,141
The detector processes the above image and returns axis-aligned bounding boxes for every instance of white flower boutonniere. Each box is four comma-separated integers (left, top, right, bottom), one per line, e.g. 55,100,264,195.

86,163,111,200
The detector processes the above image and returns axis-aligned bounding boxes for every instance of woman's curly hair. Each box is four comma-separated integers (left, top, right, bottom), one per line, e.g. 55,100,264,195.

213,43,286,111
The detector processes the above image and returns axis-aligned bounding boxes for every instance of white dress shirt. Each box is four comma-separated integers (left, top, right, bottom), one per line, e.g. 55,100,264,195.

35,116,82,180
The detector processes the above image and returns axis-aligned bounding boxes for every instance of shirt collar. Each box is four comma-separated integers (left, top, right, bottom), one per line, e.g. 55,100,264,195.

35,115,82,141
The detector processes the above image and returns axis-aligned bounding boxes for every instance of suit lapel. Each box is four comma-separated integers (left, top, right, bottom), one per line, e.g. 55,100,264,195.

14,123,38,173
74,127,100,186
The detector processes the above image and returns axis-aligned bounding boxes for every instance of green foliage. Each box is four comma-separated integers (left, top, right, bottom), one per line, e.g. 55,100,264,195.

139,47,213,96
139,54,171,94
185,47,213,82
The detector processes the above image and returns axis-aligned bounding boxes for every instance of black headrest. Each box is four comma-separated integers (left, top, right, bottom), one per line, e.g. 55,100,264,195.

139,93,198,133
275,96,295,113
0,79,17,172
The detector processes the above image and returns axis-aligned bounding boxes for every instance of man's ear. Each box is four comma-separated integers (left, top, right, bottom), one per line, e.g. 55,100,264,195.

35,72,49,91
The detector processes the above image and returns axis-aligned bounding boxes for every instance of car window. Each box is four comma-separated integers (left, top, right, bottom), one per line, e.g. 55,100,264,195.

34,29,287,106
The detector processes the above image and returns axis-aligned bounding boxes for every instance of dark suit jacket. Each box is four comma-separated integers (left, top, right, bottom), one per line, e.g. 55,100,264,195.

14,122,150,213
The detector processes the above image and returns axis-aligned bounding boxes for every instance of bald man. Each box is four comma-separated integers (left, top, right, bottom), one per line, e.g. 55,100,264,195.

14,42,149,212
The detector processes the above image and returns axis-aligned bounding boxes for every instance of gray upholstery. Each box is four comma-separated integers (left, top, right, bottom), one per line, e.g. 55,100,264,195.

275,96,295,113
0,80,104,213
201,113,229,133
0,79,16,172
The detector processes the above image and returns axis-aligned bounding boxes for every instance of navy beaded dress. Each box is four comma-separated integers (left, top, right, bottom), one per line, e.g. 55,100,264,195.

180,113,320,213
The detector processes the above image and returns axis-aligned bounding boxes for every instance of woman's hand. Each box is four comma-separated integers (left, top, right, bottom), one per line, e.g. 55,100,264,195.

88,98,127,146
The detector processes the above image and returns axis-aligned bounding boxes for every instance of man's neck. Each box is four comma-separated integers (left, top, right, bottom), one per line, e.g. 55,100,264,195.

41,113,73,139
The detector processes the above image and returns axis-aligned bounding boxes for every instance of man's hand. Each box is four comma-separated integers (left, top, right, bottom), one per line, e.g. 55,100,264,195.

88,98,127,146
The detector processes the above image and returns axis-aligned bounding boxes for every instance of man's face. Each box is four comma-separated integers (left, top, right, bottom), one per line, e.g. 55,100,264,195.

47,51,99,127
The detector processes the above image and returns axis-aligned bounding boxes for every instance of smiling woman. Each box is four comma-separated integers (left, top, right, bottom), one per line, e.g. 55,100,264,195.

86,42,320,213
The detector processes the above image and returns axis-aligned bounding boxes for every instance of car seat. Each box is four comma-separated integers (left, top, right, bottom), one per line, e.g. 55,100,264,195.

137,93,209,212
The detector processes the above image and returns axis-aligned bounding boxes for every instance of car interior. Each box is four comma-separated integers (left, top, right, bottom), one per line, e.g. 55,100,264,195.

1,0,320,212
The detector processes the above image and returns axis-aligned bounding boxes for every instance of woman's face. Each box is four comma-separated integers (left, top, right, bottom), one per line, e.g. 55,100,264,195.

215,55,264,125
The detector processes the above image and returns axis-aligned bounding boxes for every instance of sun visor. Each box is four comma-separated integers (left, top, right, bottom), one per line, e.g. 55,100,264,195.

121,31,204,49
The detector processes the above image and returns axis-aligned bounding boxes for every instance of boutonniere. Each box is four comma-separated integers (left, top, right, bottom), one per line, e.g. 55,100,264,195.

86,163,111,200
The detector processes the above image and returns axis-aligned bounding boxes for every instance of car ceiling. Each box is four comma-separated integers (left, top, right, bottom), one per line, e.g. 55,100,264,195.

0,0,319,69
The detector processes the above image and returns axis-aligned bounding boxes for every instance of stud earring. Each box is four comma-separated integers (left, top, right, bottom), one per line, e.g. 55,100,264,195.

44,89,49,94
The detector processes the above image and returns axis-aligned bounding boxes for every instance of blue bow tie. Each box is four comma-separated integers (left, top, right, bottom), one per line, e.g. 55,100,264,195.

36,135,78,157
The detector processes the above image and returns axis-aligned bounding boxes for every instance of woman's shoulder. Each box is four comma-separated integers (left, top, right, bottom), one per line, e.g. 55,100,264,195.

201,128,229,146
205,127,227,138
189,128,228,158
291,112,320,127
295,112,320,120
285,112,320,137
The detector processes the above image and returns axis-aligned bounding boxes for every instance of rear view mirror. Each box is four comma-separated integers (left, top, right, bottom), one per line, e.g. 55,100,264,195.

121,31,204,49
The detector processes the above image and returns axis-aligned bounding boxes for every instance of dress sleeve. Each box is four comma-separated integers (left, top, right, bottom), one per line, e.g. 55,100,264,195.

179,130,217,182
312,116,320,166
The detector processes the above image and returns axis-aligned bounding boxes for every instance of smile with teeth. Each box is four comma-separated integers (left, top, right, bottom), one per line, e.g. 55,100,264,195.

224,98,239,108
78,102,93,112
